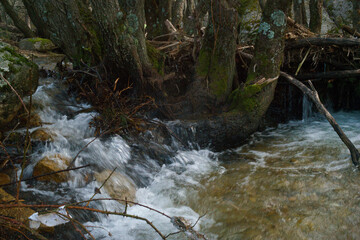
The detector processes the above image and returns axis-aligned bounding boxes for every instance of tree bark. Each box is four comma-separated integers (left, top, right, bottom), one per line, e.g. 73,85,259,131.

0,0,34,37
293,0,307,27
352,0,360,32
145,0,172,39
172,0,185,28
280,72,360,167
23,0,153,91
247,0,292,85
194,0,239,104
309,0,323,34
90,0,152,89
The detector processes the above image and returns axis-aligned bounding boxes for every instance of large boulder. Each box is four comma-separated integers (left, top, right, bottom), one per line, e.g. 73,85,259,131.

33,154,71,183
19,38,57,52
0,41,39,129
95,170,137,202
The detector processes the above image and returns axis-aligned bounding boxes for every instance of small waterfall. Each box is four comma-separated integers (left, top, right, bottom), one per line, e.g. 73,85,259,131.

302,95,314,121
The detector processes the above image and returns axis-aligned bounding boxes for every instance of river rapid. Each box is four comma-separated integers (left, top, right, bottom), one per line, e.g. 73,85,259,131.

19,75,360,239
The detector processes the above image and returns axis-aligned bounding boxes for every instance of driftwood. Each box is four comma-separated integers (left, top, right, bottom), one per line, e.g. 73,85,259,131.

280,72,360,167
296,69,360,81
286,37,360,49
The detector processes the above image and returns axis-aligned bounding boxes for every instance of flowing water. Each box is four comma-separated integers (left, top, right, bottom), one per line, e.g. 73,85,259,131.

19,76,360,239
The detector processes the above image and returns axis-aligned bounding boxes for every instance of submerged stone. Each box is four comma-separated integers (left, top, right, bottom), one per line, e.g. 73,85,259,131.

33,154,71,183
95,170,137,202
30,128,54,142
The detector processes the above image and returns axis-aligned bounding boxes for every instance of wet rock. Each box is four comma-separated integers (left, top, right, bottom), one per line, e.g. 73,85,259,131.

0,173,11,185
31,128,54,142
95,170,136,202
0,41,39,129
33,154,71,183
0,188,35,223
19,38,57,52
19,112,42,128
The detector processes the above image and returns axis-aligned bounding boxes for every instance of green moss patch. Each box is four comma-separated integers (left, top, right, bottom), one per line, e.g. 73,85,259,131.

229,84,262,112
146,41,164,75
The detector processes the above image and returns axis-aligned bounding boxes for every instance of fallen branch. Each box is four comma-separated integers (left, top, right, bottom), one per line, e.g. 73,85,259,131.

286,37,360,49
238,51,360,167
0,203,166,239
296,69,360,81
280,72,360,167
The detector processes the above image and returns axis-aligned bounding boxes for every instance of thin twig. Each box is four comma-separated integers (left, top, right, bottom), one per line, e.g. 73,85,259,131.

86,167,117,207
0,204,166,240
16,95,32,203
0,164,91,187
0,73,29,114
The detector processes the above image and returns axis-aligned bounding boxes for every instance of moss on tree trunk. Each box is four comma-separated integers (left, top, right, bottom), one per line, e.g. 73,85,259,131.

230,0,291,114
195,0,238,104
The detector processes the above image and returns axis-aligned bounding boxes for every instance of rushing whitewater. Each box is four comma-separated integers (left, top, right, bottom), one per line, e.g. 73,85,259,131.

20,76,360,239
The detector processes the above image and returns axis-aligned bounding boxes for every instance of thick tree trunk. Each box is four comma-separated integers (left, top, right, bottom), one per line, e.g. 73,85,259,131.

309,0,323,33
194,0,239,104
145,0,172,39
293,0,307,27
90,0,152,89
23,0,153,90
172,0,185,28
183,0,196,35
247,0,291,85
352,0,360,32
22,0,100,66
0,0,34,37
229,0,291,117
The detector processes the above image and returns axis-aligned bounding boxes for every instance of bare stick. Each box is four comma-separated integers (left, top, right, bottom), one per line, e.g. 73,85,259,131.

0,164,91,187
0,73,29,114
280,72,360,167
0,204,166,240
86,167,117,207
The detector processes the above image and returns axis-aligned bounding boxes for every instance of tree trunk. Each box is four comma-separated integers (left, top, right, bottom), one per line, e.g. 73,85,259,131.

23,0,153,90
352,0,360,32
194,0,239,104
145,0,172,39
183,0,196,35
309,0,323,33
293,0,307,27
229,0,291,117
172,0,185,29
0,0,34,37
90,0,152,89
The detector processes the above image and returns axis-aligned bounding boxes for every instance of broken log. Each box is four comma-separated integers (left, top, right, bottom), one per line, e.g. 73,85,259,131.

280,72,360,167
286,37,360,49
296,69,360,81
